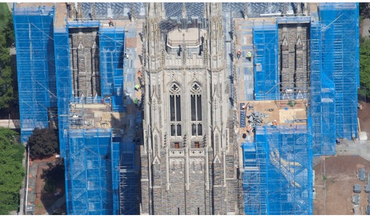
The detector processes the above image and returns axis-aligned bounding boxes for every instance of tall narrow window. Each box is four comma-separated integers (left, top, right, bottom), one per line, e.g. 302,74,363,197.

191,95,196,121
198,123,202,136
192,124,196,136
170,83,181,137
170,95,175,121
176,95,181,121
171,124,175,136
177,124,181,136
190,83,202,136
197,95,202,121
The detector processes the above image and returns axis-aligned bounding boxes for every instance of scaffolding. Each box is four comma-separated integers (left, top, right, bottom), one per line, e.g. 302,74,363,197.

67,129,120,215
310,22,336,156
242,125,313,215
253,23,279,101
54,25,72,157
13,6,57,143
119,142,140,214
53,15,127,214
319,3,359,141
100,27,125,112
310,3,359,156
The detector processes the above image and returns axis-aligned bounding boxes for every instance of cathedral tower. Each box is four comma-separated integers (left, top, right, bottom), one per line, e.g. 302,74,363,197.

140,3,240,214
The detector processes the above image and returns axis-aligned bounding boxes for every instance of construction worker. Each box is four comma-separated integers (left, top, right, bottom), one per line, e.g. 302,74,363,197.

247,125,253,133
109,17,114,27
247,51,252,61
237,49,242,59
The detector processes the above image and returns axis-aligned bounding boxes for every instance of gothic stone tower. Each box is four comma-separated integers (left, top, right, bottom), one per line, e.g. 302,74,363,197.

140,3,241,214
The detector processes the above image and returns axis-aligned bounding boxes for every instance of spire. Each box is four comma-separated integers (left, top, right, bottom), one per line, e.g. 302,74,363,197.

130,3,135,21
296,3,302,16
283,3,287,16
303,3,308,16
161,3,166,19
203,3,207,18
244,3,248,19
146,2,165,20
206,2,224,70
206,2,222,18
182,3,187,19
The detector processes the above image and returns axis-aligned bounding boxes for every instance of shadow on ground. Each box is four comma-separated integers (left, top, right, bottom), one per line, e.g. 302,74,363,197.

39,159,66,215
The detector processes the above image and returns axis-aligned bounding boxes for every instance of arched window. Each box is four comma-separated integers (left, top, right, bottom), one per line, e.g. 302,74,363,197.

170,83,181,137
190,83,202,136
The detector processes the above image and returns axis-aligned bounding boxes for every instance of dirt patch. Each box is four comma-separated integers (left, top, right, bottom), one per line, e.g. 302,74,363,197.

34,163,51,215
359,101,370,135
314,155,370,215
31,156,65,215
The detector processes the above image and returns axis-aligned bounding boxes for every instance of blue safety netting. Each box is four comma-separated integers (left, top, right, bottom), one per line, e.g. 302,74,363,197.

253,24,279,100
13,6,57,143
119,142,140,214
99,27,125,112
67,129,120,215
310,22,336,156
242,125,313,215
319,3,359,141
310,3,359,156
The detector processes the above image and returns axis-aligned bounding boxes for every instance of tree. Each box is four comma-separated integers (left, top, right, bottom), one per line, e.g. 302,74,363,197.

0,128,24,214
360,3,370,19
4,12,14,47
0,3,15,110
360,37,370,98
28,128,59,159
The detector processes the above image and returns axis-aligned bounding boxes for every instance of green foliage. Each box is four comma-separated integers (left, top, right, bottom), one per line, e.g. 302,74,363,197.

360,3,367,14
360,37,370,98
360,3,370,19
288,100,296,107
28,128,59,159
0,3,10,30
0,3,15,110
0,128,25,214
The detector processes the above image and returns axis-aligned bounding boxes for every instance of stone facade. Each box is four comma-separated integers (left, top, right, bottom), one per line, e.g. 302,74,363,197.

69,28,101,97
278,23,310,94
140,3,241,215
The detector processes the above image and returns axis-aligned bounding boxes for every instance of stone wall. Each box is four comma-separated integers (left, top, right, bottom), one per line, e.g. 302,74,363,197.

278,23,310,93
69,28,101,97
